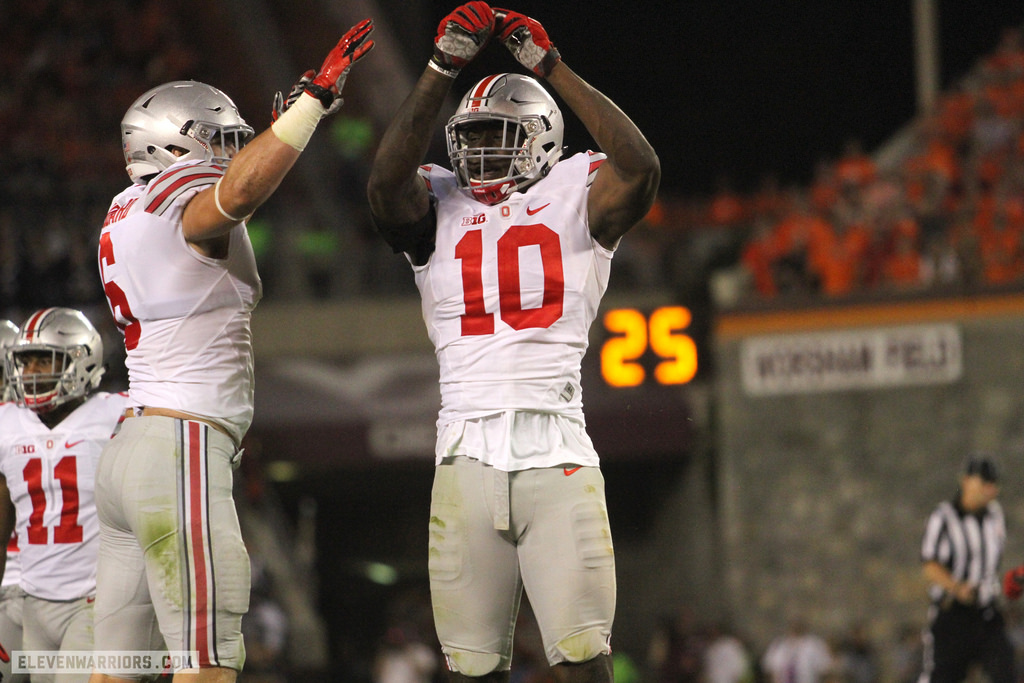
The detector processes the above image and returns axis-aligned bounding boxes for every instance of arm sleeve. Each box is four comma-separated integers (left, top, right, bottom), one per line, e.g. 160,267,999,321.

372,202,438,266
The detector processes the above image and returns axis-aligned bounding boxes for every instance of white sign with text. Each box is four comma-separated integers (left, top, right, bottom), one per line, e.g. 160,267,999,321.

740,323,963,395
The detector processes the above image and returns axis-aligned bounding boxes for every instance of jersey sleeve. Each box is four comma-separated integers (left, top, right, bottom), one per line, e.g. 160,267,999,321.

585,151,608,188
372,164,440,260
143,162,225,217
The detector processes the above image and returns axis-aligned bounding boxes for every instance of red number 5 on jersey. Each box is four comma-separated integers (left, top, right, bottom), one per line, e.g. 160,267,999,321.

99,232,141,350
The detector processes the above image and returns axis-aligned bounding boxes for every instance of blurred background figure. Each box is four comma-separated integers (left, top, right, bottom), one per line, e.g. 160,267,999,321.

704,622,753,683
761,617,835,683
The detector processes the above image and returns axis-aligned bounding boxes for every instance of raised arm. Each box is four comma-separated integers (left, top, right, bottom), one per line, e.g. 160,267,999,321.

367,2,496,257
183,20,375,252
365,68,454,229
496,10,660,250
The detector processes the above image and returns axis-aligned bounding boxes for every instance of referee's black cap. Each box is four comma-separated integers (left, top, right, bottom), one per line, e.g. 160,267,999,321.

964,455,1000,483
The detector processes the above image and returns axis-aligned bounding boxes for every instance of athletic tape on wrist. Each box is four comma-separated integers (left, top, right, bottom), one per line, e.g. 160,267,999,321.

271,91,327,151
213,178,245,222
427,59,459,79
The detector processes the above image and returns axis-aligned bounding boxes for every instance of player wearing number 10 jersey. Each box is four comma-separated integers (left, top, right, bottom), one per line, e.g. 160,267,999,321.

367,4,660,682
0,308,130,683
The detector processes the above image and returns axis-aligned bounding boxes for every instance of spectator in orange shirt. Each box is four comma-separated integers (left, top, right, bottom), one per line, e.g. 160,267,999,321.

933,87,977,147
985,27,1024,75
880,220,925,291
835,138,877,189
977,202,1024,285
707,175,748,228
807,216,872,297
741,217,781,297
809,160,840,215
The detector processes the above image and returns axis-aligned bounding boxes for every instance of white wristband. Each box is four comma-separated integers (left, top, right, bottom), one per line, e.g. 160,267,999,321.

271,91,327,151
427,59,459,79
214,178,245,222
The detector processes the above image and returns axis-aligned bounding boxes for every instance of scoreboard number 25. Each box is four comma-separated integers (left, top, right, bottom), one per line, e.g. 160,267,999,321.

600,306,698,387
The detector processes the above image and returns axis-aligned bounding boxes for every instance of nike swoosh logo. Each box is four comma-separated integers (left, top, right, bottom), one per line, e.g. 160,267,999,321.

65,439,84,449
86,596,96,604
563,466,582,476
526,203,550,216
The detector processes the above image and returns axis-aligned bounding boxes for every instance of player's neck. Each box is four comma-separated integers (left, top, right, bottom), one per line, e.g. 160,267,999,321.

34,397,86,429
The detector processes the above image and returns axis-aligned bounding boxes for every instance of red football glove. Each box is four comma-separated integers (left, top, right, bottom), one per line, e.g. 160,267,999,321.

431,1,495,77
1004,565,1024,600
288,18,375,113
494,9,561,77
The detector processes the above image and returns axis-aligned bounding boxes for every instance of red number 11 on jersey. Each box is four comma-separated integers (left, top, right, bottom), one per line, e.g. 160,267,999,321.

23,456,83,545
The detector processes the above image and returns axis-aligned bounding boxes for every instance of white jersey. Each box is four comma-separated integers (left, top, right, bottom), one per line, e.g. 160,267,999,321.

98,160,262,445
416,152,612,427
1,403,21,589
0,393,127,600
3,538,20,588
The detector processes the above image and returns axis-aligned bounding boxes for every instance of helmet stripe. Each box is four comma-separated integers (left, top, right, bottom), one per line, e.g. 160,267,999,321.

22,308,55,342
468,74,504,104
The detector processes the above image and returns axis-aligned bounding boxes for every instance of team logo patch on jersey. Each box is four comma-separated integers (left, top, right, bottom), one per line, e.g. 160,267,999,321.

462,213,487,226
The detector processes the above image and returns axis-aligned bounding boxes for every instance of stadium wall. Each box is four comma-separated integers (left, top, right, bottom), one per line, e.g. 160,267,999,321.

714,292,1024,661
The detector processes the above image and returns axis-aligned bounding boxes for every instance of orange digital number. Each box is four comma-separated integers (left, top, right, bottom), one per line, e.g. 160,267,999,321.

600,306,698,387
601,308,647,387
650,306,698,384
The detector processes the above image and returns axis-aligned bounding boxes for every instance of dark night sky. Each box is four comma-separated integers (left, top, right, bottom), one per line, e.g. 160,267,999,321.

422,1,1024,197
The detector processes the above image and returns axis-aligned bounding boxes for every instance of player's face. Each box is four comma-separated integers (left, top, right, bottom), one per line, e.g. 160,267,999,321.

211,137,239,160
18,351,57,377
457,121,515,180
14,350,62,395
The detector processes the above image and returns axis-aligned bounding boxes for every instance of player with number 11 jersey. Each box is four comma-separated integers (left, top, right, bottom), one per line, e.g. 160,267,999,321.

0,308,128,682
0,394,125,601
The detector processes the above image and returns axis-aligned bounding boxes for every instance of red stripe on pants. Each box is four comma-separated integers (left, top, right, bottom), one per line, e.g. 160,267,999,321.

187,421,212,666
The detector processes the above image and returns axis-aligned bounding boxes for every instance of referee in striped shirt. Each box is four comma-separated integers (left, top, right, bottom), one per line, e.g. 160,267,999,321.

919,455,1014,683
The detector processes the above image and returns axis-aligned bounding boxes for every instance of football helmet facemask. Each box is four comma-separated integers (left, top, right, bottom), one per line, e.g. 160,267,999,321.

6,308,105,413
121,81,255,184
0,319,19,402
446,73,564,205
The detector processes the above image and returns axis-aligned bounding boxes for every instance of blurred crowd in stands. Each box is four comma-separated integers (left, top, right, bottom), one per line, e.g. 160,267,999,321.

0,0,211,318
5,2,1024,319
634,26,1024,307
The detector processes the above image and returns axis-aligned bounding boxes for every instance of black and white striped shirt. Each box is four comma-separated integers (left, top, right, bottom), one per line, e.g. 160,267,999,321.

921,498,1006,607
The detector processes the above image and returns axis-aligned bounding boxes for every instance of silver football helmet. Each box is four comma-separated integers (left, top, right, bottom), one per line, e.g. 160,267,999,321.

121,81,255,184
5,308,105,413
0,319,19,402
446,73,564,205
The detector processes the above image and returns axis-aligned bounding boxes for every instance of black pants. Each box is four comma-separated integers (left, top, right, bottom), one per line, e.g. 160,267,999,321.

925,602,1014,683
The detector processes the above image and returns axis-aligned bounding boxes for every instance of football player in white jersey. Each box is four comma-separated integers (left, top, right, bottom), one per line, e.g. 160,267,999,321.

0,308,130,683
91,20,374,683
0,318,27,683
367,4,660,683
